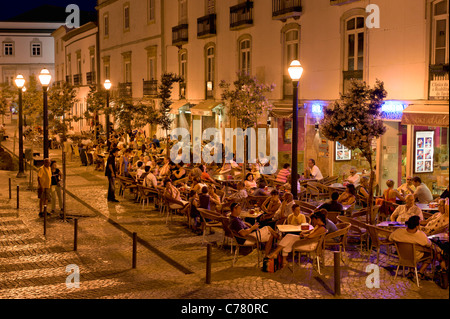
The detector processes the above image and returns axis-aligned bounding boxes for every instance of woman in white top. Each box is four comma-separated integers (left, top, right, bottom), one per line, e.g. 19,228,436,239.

244,173,257,192
268,211,327,268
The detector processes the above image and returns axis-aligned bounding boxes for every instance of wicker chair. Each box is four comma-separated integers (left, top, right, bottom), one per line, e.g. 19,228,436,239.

393,241,433,287
198,208,224,245
337,215,369,253
230,228,261,267
291,232,328,275
365,224,395,264
324,222,351,263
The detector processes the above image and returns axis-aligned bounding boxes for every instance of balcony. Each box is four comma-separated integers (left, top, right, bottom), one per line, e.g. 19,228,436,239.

118,82,133,99
143,79,158,97
272,0,302,21
172,24,189,47
230,1,253,30
330,0,361,5
86,71,95,85
197,14,217,39
73,74,82,86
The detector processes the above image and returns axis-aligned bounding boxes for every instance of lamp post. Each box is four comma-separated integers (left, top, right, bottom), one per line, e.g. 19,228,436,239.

104,79,112,150
14,74,26,178
288,60,304,200
38,68,51,159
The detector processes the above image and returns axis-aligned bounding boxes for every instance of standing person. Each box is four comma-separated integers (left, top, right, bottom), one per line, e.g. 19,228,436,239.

50,160,63,214
152,134,160,148
37,158,52,217
105,148,119,202
305,159,323,180
119,148,132,178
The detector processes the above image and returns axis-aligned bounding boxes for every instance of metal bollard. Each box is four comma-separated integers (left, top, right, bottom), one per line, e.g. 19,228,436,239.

206,243,212,284
43,205,47,237
334,251,341,296
132,232,137,269
9,178,11,199
16,185,19,209
74,219,78,251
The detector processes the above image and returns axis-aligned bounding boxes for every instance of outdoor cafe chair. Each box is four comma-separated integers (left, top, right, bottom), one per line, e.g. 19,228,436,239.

291,231,327,275
198,208,224,245
230,228,261,268
220,217,236,254
164,196,188,225
393,241,433,288
324,222,351,263
295,200,317,211
337,215,369,253
365,224,395,264
326,211,340,224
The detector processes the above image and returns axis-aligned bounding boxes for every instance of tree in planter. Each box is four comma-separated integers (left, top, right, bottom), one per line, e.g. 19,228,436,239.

219,71,275,178
319,79,387,224
157,73,183,154
48,81,79,135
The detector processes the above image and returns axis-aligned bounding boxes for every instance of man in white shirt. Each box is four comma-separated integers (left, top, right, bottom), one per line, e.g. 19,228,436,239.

345,167,360,187
389,216,432,279
143,167,158,188
390,194,424,222
306,159,323,180
410,177,433,204
397,176,415,196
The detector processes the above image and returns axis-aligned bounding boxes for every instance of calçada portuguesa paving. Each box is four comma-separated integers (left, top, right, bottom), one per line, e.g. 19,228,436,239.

0,127,448,302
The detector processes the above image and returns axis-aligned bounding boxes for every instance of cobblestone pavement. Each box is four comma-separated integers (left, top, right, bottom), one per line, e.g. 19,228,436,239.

0,123,448,305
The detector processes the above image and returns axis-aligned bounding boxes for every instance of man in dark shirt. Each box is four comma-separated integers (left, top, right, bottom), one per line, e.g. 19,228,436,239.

318,192,343,214
105,148,119,202
228,203,279,257
152,135,160,148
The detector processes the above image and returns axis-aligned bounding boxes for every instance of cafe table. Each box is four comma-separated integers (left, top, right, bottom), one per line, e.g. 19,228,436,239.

376,221,407,229
213,175,241,195
308,200,352,213
428,232,449,243
277,224,314,235
416,203,440,213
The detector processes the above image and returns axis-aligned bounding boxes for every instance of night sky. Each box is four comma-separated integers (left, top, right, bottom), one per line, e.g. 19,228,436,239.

0,0,97,21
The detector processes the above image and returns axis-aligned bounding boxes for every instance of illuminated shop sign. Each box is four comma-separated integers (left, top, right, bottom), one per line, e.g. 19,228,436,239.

381,101,407,120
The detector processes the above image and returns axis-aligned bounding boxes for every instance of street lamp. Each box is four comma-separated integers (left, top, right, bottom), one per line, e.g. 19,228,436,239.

288,60,304,200
38,68,51,159
14,74,26,178
103,79,112,150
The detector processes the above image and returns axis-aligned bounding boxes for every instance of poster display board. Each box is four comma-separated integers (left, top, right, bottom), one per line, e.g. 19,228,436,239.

335,141,351,161
415,131,434,173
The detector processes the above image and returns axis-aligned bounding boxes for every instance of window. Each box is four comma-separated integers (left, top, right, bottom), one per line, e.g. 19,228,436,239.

148,0,155,22
3,42,13,56
206,45,215,97
31,42,42,56
283,27,300,97
345,16,365,71
148,57,156,80
239,38,251,74
179,50,187,98
104,64,110,80
179,0,188,24
104,14,109,37
125,61,131,83
124,4,130,31
432,0,449,65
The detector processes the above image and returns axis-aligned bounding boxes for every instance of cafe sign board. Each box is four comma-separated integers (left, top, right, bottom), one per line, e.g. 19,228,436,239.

429,80,449,100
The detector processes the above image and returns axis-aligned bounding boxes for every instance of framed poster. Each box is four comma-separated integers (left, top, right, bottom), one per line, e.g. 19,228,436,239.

335,141,351,161
284,120,292,144
415,131,434,173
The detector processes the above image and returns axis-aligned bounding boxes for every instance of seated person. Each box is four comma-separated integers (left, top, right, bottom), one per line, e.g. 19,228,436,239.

171,162,186,182
143,167,158,189
410,177,433,204
259,190,282,226
317,209,339,242
198,186,211,210
281,175,302,194
159,157,172,177
318,191,343,214
421,198,449,235
192,178,208,194
244,173,257,192
268,211,328,268
389,216,432,280
163,178,188,208
344,167,360,187
252,181,270,197
228,203,279,258
286,204,307,226
337,184,356,206
358,176,371,206
189,190,201,232
200,164,216,184
272,192,295,225
224,182,248,203
276,163,291,184
397,176,416,196
381,179,406,203
208,185,222,213
135,161,146,179
390,194,424,222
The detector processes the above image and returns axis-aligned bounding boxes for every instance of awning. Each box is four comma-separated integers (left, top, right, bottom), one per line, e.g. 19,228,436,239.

401,104,449,127
269,108,293,119
168,100,190,114
190,100,222,116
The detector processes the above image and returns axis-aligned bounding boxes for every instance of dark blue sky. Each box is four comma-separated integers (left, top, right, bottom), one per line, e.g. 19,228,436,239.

0,0,97,21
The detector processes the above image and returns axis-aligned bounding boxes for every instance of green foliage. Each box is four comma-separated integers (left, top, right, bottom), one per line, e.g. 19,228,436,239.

157,73,183,132
85,84,106,120
219,71,275,130
22,75,43,125
0,82,14,117
47,82,79,133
